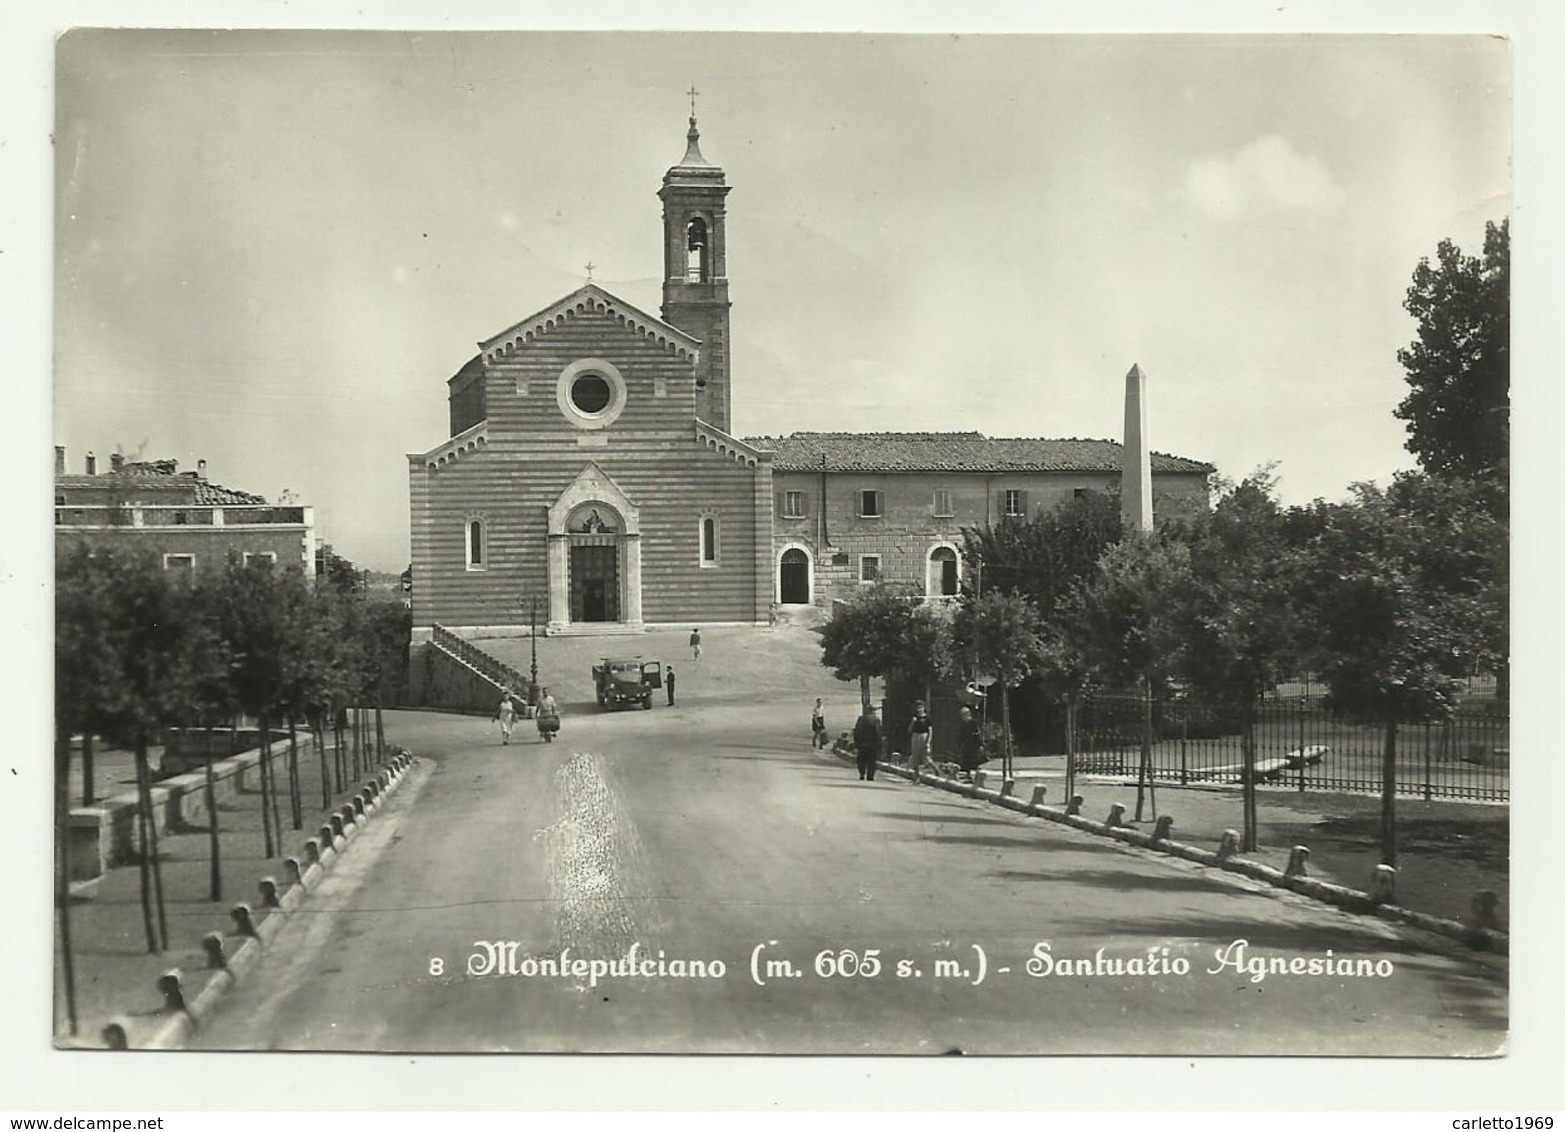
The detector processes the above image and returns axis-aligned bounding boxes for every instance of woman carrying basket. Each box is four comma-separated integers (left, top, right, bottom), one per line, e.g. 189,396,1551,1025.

536,687,562,743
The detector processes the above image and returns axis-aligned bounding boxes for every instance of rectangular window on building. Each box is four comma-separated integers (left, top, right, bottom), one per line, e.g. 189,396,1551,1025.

1003,489,1028,518
243,551,278,567
859,554,881,583
163,553,195,572
858,490,882,518
700,516,720,566
932,489,954,518
783,490,806,519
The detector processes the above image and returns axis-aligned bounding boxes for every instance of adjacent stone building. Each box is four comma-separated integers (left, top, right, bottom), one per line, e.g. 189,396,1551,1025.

406,116,1214,638
53,448,317,576
758,432,1212,609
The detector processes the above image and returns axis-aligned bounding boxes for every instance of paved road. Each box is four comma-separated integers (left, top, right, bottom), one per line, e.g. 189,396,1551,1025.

190,704,1507,1055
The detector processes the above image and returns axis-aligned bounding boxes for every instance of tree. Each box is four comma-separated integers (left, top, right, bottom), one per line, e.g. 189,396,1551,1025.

1297,474,1502,865
820,584,950,713
315,543,367,595
961,490,1122,614
962,491,1123,769
1180,470,1309,849
951,590,1046,781
1060,533,1197,820
211,554,296,858
1395,219,1509,488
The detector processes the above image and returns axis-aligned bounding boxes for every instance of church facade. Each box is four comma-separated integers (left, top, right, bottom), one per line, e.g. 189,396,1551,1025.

408,117,773,637
408,118,1213,639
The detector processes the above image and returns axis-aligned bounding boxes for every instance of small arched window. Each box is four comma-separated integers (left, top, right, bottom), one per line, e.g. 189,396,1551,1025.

466,518,486,570
700,515,719,566
686,217,709,282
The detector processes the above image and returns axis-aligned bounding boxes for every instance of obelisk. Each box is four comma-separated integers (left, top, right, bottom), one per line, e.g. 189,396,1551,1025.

1121,363,1153,533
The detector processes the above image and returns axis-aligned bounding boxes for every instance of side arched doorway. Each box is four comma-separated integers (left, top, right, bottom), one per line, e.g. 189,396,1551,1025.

928,545,960,598
779,546,812,605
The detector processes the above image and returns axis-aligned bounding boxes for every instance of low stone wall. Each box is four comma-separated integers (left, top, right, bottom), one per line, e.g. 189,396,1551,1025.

161,727,279,777
67,748,268,882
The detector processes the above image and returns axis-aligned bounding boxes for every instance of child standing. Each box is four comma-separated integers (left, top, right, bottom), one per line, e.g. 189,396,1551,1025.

811,698,827,748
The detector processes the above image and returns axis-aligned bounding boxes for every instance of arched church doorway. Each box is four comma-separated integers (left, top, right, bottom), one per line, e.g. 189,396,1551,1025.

779,546,812,605
568,503,623,623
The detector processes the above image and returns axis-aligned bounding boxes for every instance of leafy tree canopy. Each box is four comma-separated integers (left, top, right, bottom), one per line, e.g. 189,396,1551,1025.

819,584,951,696
961,489,1121,618
1395,218,1509,487
1059,532,1196,692
1298,473,1503,722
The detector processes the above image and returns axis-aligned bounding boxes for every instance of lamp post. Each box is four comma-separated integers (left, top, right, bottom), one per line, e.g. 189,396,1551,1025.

528,595,539,697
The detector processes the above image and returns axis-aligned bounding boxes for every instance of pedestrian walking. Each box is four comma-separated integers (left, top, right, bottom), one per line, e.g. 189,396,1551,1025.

810,697,827,749
906,700,933,780
957,705,983,782
497,689,518,745
689,627,702,661
665,666,676,706
852,704,883,781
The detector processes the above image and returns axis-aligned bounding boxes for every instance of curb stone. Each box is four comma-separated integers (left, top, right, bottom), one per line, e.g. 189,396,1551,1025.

835,746,1507,956
130,752,422,1050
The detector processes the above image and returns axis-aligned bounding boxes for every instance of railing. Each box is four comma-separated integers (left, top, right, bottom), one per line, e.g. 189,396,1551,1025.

431,624,535,702
1072,694,1509,802
55,504,309,528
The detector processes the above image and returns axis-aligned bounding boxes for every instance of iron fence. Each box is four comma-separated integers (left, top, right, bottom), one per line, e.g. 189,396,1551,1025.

1072,694,1509,802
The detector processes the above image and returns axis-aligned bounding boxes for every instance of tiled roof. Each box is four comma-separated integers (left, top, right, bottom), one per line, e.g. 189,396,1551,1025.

55,473,268,506
746,432,1214,475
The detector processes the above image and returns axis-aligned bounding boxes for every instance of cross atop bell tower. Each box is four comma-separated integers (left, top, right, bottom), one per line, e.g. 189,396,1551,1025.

659,106,733,431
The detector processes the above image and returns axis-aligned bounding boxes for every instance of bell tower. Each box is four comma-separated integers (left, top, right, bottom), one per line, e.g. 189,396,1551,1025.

659,104,733,431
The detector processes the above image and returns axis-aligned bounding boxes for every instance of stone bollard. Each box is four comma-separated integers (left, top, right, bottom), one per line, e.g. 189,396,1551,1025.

101,1022,129,1050
352,794,366,818
201,932,228,970
284,857,303,885
1285,846,1310,880
973,771,987,792
1369,864,1397,905
330,814,345,838
1029,785,1048,807
1105,803,1126,828
1066,795,1083,817
318,824,335,848
340,805,357,827
1470,890,1501,931
259,876,280,908
1000,778,1016,799
1216,829,1241,860
157,971,187,1013
231,902,259,938
1151,816,1173,842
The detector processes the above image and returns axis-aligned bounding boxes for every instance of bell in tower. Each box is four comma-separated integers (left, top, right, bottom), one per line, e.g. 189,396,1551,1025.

659,99,733,431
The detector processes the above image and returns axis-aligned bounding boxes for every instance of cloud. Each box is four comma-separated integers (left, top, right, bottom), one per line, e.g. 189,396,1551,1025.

1181,135,1348,218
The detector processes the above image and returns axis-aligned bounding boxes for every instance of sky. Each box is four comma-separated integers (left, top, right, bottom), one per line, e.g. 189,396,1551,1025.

48,29,1512,572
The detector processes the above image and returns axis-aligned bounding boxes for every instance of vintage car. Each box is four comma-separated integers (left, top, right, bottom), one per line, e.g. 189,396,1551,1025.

591,657,663,710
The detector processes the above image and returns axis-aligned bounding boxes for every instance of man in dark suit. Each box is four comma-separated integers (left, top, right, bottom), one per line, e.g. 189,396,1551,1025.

852,705,883,781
